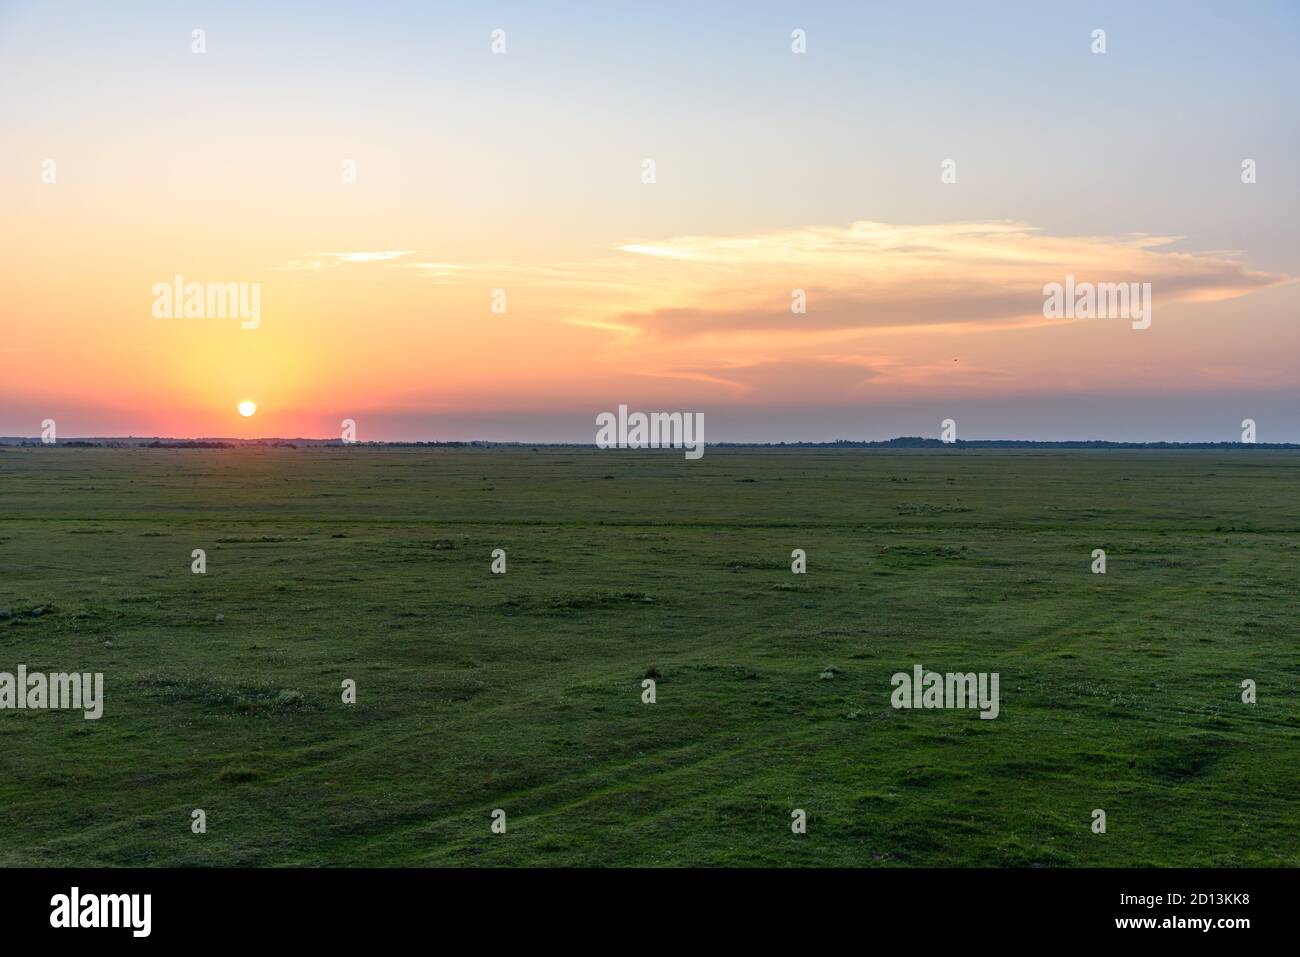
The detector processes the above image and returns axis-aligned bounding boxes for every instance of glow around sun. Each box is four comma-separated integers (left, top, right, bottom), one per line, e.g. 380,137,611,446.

238,400,257,417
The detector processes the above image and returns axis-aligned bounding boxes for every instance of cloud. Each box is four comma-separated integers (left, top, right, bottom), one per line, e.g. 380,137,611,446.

606,221,1290,338
268,222,1289,347
318,250,412,263
643,357,884,401
275,250,413,271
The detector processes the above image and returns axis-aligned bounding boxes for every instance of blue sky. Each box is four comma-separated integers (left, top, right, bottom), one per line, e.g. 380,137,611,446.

1,1,1297,440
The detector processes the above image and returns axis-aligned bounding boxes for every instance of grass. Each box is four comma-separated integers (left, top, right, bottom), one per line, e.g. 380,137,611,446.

0,445,1297,866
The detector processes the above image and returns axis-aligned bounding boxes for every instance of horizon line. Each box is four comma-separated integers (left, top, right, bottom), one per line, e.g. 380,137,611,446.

6,436,1300,450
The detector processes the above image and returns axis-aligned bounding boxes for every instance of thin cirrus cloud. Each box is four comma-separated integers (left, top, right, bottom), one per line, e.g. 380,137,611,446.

601,221,1290,339
248,221,1293,412
638,356,887,401
319,250,413,263
377,221,1289,341
275,250,414,271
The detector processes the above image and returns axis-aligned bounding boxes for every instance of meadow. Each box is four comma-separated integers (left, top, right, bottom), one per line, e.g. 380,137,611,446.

0,446,1296,866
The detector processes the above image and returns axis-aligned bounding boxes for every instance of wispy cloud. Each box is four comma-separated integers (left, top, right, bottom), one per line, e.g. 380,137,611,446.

318,250,412,263
260,223,1291,405
643,356,885,400
606,221,1290,338
365,222,1287,341
275,250,413,271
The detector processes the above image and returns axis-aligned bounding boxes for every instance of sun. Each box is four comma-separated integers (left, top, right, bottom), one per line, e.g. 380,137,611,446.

237,400,257,417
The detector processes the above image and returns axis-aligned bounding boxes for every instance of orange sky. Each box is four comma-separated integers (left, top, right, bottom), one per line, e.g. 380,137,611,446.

2,3,1297,440
2,211,1292,439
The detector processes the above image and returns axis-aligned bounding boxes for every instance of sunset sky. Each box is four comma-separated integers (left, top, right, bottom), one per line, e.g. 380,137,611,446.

2,1,1297,441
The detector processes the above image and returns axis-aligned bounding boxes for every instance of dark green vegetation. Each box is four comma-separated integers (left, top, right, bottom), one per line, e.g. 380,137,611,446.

1,447,1297,866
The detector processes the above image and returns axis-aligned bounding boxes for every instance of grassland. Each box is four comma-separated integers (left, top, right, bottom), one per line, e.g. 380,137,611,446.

0,446,1297,866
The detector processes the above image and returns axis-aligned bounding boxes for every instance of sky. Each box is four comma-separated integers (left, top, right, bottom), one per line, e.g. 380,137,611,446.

1,1,1297,441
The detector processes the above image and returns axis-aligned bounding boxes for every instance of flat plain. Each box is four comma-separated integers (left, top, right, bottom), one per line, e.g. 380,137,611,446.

1,446,1296,866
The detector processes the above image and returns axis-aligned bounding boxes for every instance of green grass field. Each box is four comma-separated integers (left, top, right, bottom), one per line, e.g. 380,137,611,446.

1,446,1297,866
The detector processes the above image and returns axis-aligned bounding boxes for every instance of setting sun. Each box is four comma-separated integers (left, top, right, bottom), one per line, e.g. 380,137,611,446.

238,400,257,418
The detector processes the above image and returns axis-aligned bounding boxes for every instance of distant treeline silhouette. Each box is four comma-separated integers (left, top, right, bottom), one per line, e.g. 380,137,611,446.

804,437,1300,450
4,436,1300,450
